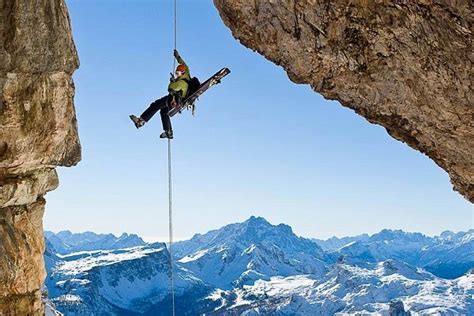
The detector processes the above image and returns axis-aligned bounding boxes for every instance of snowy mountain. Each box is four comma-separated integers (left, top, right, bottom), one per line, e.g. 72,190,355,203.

45,230,146,254
421,229,474,278
212,262,473,315
46,244,214,315
45,218,474,315
312,233,370,251
330,229,474,278
174,216,327,289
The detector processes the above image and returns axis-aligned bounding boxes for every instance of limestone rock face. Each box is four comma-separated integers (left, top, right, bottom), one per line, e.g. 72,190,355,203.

214,0,473,202
0,0,80,314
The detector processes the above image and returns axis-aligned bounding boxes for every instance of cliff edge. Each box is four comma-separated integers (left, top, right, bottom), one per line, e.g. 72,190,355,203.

0,0,80,314
214,0,473,202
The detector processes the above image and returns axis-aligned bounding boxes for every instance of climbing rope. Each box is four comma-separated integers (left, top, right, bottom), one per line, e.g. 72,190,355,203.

168,1,177,316
172,0,177,71
167,138,175,316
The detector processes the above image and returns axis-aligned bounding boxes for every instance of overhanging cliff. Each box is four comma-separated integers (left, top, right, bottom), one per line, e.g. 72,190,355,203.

0,0,80,314
214,0,473,202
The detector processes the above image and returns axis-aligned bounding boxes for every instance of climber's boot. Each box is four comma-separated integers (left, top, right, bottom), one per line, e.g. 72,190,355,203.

130,115,146,129
160,130,173,139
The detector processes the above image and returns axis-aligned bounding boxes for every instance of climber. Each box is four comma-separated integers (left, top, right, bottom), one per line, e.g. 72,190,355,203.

129,49,191,139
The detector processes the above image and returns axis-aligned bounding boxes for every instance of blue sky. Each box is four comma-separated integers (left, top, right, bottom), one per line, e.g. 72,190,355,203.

44,0,472,240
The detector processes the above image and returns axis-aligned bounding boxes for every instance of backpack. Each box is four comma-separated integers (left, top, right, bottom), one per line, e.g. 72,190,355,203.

185,77,201,99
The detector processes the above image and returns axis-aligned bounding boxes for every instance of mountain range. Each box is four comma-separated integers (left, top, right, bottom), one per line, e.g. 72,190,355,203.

45,217,474,315
45,230,146,254
317,228,474,279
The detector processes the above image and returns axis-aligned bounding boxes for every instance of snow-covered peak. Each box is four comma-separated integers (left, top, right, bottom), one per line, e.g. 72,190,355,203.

212,261,472,315
436,229,474,243
45,230,147,254
371,229,430,243
331,228,474,280
375,260,434,281
313,233,370,251
45,221,474,315
245,215,271,225
175,216,323,258
54,246,165,276
47,243,210,315
174,216,326,289
439,230,456,239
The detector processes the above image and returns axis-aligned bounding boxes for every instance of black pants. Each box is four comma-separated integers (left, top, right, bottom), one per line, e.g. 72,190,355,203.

140,95,172,131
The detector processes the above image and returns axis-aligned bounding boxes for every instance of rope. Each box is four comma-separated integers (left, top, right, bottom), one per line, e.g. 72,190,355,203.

167,138,176,316
172,0,177,71
168,1,177,314
168,2,178,315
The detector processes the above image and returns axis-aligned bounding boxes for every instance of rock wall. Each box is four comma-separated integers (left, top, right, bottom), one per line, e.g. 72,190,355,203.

214,0,473,202
0,0,80,314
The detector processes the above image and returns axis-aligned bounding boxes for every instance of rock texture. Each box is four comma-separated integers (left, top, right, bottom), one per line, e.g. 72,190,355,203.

214,0,473,202
0,0,80,314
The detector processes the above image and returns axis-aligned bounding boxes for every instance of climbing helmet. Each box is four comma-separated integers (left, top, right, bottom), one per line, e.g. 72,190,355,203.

175,64,187,76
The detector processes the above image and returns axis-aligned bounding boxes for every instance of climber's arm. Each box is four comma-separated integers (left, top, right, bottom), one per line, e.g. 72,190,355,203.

174,49,186,66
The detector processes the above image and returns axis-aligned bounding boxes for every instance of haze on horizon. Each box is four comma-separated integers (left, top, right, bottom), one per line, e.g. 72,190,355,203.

44,0,473,241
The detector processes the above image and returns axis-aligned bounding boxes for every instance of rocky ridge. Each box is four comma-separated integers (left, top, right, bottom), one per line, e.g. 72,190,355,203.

213,0,473,202
0,0,80,314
